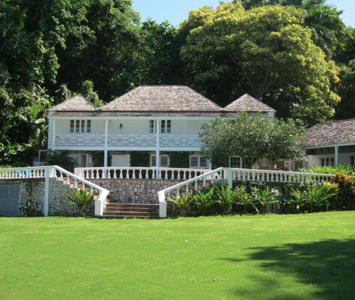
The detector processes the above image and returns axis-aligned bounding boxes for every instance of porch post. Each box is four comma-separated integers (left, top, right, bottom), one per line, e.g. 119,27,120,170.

335,146,339,166
104,120,108,168
51,119,56,150
156,119,160,179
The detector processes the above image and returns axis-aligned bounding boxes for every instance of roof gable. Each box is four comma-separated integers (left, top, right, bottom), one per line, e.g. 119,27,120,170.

100,85,222,112
302,118,355,147
49,95,96,111
224,94,276,112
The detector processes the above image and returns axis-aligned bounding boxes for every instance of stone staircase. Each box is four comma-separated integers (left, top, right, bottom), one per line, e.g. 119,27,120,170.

101,202,160,219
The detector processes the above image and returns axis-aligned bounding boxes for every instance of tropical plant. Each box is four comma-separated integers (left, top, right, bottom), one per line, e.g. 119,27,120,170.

288,183,336,213
236,192,259,215
251,188,279,214
65,188,94,217
168,193,194,217
299,165,355,175
44,150,77,172
193,187,217,215
214,184,246,214
303,184,336,212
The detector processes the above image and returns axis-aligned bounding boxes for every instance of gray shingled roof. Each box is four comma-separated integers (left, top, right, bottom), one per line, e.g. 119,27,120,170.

302,118,355,147
99,85,222,112
49,95,97,111
224,94,276,112
48,86,276,118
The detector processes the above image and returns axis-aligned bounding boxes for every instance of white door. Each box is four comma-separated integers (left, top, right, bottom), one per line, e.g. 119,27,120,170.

111,155,130,167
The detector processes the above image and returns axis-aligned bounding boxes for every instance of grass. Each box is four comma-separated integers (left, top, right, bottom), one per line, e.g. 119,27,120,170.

1,212,355,300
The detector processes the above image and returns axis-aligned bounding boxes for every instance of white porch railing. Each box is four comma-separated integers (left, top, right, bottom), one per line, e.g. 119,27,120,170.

0,166,109,217
157,167,336,218
74,167,211,180
55,134,203,147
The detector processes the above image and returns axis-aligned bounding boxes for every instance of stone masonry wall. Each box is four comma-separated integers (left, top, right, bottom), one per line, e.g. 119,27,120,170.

1,178,181,216
89,179,184,203
1,178,94,217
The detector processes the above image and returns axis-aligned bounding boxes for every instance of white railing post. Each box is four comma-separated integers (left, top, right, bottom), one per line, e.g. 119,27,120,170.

158,190,167,218
44,167,50,217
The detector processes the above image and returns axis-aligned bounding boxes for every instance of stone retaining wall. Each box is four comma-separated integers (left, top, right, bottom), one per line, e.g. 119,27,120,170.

0,179,94,217
89,179,183,203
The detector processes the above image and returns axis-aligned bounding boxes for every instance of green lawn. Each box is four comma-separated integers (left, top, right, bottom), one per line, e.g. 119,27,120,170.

1,212,355,300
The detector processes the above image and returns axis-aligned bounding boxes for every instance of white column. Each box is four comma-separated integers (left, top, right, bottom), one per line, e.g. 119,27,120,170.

50,120,56,150
104,120,109,167
335,146,339,166
156,120,160,178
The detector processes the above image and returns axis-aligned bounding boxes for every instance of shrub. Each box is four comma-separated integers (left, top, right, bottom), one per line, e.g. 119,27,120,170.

193,187,217,216
168,193,194,217
65,188,94,217
251,187,279,214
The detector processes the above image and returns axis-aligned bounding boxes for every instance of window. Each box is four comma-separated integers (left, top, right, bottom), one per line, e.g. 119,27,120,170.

150,120,172,134
70,120,91,133
351,156,355,166
151,155,169,167
150,120,156,133
229,156,245,168
321,157,334,166
190,155,209,168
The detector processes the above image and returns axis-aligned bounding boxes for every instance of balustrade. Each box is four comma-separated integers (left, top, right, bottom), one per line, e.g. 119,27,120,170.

54,134,202,148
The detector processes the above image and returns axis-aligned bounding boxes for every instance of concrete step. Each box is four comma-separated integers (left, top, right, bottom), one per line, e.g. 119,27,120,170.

103,203,159,219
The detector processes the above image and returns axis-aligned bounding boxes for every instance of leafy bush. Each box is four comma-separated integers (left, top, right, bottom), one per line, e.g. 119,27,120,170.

300,165,355,175
285,183,336,213
45,150,77,172
65,188,94,217
214,184,246,214
251,187,279,214
193,187,217,216
332,173,355,210
168,193,194,217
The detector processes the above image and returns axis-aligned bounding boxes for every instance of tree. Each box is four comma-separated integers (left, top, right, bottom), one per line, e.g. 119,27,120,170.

239,0,345,58
138,20,186,85
180,2,340,124
199,112,305,168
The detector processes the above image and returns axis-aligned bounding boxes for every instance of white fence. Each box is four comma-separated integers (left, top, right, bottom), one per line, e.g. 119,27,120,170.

157,168,336,218
0,166,109,217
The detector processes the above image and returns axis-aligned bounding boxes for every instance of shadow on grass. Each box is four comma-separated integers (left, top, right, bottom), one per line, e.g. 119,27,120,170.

222,239,355,300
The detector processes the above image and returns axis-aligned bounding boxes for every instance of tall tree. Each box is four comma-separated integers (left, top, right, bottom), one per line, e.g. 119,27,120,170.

180,2,340,124
53,0,141,101
239,0,345,58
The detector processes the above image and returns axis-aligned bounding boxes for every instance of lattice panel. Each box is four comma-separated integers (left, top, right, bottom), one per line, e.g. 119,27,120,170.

55,135,105,146
159,135,203,147
108,135,156,146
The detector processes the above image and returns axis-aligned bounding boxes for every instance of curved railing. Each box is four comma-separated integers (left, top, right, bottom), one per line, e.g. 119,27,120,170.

0,166,109,217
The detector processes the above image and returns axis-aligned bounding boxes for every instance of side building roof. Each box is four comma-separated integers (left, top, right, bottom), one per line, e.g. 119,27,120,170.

302,118,355,147
49,94,97,111
224,94,276,113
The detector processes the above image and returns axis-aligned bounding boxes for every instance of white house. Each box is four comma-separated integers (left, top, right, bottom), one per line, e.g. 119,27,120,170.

302,118,355,167
47,85,276,168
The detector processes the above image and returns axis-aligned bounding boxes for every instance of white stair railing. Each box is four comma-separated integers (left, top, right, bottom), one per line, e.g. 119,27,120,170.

157,168,335,218
0,166,109,217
